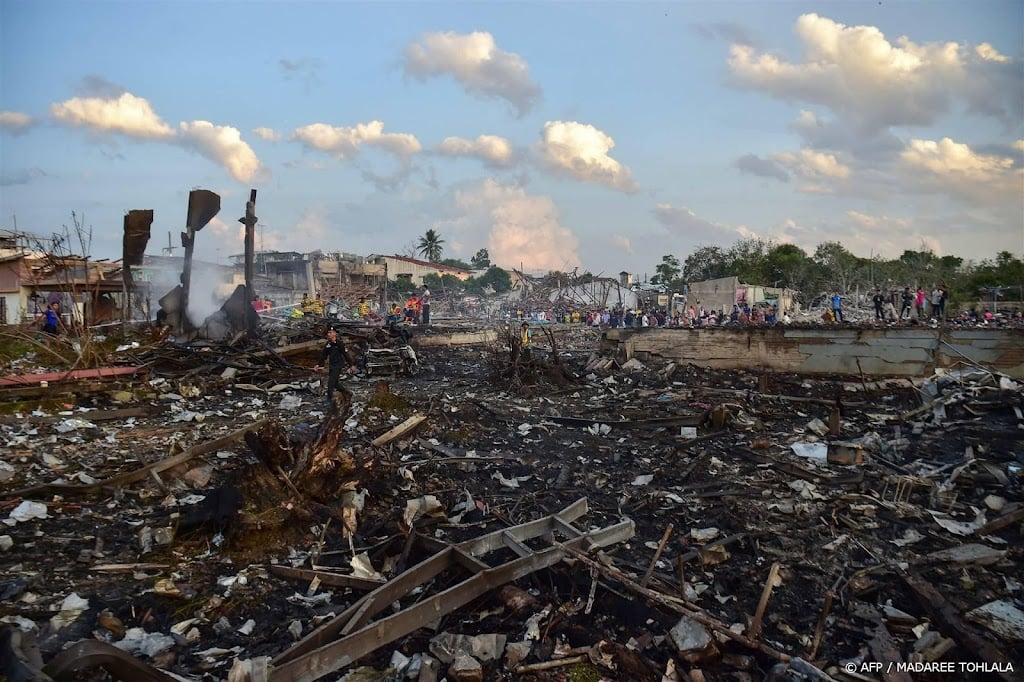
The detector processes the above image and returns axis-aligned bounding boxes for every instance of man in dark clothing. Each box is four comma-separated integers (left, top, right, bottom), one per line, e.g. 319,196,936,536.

313,327,353,407
900,287,914,321
872,289,884,321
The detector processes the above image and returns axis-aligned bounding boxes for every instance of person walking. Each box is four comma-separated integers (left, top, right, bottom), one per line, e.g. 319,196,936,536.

35,301,64,335
313,327,354,409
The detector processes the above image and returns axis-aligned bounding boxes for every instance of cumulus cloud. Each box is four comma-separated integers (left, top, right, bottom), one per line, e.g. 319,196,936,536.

291,121,421,159
537,121,638,193
735,153,789,182
728,13,1023,129
0,111,34,134
50,92,175,140
772,149,850,180
435,134,515,167
403,31,541,116
900,137,1022,204
440,179,581,271
48,90,266,183
178,121,265,184
252,127,282,142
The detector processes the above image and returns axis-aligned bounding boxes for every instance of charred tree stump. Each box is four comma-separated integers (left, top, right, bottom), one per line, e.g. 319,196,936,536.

233,394,357,552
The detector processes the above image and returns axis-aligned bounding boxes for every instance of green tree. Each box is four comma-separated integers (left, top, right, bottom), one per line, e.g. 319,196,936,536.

764,243,814,291
471,266,512,293
652,254,682,288
471,248,491,269
813,241,865,293
726,238,772,284
682,246,729,283
417,229,445,262
440,257,473,270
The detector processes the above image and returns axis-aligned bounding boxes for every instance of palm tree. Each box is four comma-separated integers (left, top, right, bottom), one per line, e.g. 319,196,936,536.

417,229,445,262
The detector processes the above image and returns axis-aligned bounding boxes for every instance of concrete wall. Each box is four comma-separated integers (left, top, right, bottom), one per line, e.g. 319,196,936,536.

602,326,1024,378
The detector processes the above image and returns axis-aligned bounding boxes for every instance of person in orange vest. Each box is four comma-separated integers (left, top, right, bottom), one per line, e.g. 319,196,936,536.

411,295,423,324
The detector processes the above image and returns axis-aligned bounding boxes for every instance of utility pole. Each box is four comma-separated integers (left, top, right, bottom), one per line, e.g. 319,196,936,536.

239,189,258,302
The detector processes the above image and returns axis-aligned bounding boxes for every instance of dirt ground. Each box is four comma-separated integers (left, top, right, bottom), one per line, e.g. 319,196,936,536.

1,325,1021,681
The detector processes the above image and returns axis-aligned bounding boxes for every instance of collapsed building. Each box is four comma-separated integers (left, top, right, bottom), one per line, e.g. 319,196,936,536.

0,313,1021,681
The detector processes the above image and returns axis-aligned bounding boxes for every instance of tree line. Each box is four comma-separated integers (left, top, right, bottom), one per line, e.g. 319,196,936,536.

650,239,1023,310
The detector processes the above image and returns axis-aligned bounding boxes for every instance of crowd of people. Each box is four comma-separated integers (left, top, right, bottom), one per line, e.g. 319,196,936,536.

507,303,790,329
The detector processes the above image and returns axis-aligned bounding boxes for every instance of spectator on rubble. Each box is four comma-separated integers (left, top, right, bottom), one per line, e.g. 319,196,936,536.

519,321,533,359
326,296,340,319
900,287,914,321
421,285,431,325
313,327,355,408
872,289,885,321
915,287,926,319
830,291,845,323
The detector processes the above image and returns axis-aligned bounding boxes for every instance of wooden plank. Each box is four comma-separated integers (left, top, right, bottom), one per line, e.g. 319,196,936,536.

370,414,426,447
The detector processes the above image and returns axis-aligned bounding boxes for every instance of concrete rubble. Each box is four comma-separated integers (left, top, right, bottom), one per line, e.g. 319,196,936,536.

0,319,1021,682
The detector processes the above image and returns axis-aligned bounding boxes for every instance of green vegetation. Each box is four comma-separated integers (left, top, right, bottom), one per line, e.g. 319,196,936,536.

416,229,445,263
664,239,1023,312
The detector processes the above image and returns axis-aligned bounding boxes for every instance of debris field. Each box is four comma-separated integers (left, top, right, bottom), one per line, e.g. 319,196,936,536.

1,324,1022,682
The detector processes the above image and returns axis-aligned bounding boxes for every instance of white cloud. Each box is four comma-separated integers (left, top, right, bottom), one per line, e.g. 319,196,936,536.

537,121,638,193
178,121,265,184
403,31,541,116
47,91,265,183
252,127,282,142
50,92,175,140
900,137,1021,203
440,179,581,271
0,111,33,134
975,43,1010,63
435,134,514,167
291,121,421,159
773,149,850,180
728,13,1022,129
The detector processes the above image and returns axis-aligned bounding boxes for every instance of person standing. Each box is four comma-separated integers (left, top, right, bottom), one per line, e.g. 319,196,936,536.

872,289,885,321
830,291,844,323
313,327,354,408
900,287,914,321
915,287,926,319
421,285,431,325
931,286,943,320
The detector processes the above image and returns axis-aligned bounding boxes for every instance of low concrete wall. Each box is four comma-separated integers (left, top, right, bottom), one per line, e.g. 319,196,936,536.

602,326,1024,378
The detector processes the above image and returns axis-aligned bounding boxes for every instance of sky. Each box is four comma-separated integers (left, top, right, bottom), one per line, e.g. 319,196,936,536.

1,1,1022,279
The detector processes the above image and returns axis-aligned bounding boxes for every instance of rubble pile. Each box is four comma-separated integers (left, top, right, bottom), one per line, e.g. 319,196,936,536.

0,328,1021,681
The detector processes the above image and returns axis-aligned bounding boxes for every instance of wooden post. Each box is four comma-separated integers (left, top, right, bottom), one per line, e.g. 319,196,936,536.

747,562,781,640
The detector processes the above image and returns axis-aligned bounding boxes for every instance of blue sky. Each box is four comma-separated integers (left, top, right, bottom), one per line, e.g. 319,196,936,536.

1,0,1021,278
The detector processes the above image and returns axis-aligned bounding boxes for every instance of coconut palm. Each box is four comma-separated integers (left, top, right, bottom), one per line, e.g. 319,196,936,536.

417,229,445,262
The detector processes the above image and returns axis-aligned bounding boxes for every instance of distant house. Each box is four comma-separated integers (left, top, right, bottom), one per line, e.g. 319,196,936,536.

0,234,126,326
688,276,795,314
377,254,472,286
